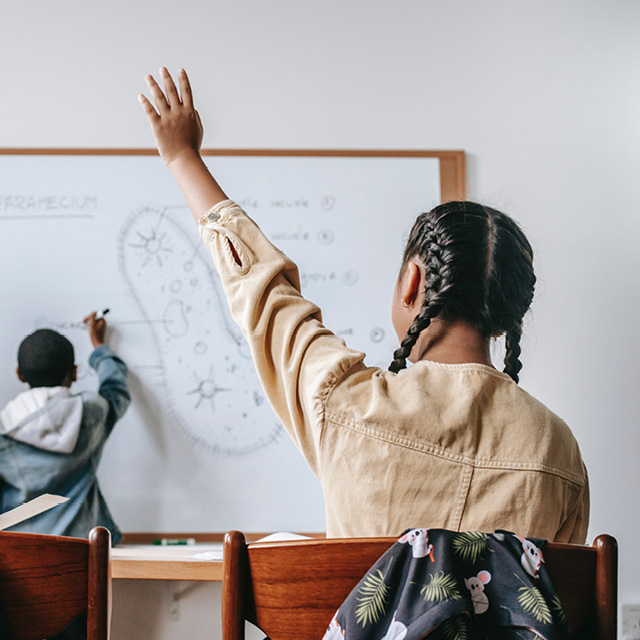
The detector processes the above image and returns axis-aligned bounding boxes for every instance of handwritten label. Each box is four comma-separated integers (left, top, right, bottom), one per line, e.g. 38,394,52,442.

270,198,309,209
0,195,98,212
236,196,259,209
300,271,337,287
270,226,310,242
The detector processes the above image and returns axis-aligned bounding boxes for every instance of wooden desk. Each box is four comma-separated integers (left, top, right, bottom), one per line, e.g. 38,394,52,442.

112,544,223,581
111,533,323,581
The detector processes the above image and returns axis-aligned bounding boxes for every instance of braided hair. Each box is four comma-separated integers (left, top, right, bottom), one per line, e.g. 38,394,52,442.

389,202,535,383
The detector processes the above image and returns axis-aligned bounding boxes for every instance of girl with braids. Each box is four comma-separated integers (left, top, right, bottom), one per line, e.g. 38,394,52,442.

140,68,589,543
388,201,535,383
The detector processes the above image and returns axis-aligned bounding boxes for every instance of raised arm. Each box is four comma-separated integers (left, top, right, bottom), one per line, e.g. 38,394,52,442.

138,67,227,221
83,311,131,431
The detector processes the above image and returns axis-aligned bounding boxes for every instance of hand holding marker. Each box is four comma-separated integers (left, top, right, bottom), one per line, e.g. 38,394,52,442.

83,309,110,348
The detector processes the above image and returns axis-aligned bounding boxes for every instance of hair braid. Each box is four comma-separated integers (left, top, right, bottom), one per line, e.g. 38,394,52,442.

503,325,523,383
389,217,450,373
389,302,438,373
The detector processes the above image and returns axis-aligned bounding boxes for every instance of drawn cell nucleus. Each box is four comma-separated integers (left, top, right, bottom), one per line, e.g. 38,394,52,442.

119,205,283,456
128,228,172,266
187,366,230,411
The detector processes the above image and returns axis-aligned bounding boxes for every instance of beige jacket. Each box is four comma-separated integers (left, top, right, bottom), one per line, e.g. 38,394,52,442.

199,200,589,543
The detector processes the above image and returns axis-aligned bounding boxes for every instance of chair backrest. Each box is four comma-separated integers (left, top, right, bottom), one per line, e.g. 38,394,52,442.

0,526,110,640
223,531,617,640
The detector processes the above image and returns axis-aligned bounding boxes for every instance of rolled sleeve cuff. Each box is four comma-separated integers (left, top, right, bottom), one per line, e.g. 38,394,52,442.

198,199,243,229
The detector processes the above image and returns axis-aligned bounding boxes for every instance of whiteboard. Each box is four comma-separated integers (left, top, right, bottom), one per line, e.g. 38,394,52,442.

0,150,462,532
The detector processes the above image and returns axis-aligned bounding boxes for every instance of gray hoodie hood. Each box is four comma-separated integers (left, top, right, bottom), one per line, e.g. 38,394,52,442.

0,386,83,453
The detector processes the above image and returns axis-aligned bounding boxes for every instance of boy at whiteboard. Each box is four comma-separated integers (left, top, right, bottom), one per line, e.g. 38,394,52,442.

0,312,130,543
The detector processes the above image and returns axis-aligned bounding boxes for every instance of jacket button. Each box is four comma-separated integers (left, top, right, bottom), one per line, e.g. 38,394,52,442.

207,211,220,223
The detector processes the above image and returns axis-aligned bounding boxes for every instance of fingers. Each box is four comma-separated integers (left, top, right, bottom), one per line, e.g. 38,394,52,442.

178,68,193,108
159,67,182,108
138,93,159,121
141,67,193,119
83,311,97,325
145,73,170,113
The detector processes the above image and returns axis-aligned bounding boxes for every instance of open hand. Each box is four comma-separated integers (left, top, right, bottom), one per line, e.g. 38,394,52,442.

138,67,203,167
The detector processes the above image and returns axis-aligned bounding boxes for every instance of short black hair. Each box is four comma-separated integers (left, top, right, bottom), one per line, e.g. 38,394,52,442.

17,329,75,388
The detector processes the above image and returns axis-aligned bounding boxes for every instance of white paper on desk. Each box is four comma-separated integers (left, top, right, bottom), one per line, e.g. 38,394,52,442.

252,532,313,543
188,550,224,561
0,494,69,531
186,533,313,561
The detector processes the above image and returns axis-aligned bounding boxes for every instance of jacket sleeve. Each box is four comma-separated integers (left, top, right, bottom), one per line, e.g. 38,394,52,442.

555,467,590,544
198,200,368,474
88,345,131,433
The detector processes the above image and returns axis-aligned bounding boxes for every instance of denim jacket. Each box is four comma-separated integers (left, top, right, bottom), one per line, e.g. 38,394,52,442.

0,345,130,544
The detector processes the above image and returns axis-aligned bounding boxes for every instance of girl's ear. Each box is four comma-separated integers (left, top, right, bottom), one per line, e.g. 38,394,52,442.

16,367,25,383
399,260,423,308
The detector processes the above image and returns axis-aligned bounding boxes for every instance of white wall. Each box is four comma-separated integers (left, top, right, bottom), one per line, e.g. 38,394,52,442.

2,0,639,636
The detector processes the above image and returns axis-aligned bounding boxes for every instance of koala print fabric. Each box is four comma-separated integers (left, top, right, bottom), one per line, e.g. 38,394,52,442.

321,529,570,640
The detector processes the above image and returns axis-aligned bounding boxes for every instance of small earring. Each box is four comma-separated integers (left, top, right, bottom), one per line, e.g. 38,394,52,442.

401,298,411,308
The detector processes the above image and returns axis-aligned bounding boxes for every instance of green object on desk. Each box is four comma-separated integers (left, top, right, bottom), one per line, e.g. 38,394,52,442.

153,538,196,546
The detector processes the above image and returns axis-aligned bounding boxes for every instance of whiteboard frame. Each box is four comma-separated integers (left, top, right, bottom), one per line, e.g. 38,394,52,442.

0,149,466,203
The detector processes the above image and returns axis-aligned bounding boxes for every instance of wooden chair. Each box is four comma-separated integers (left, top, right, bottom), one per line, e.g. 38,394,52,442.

0,526,110,640
223,531,617,640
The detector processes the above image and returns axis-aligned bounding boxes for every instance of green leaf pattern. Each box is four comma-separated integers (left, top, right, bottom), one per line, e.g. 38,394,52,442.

516,587,553,624
550,593,568,628
419,571,463,603
439,615,469,640
514,573,553,624
451,531,492,564
354,560,392,627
